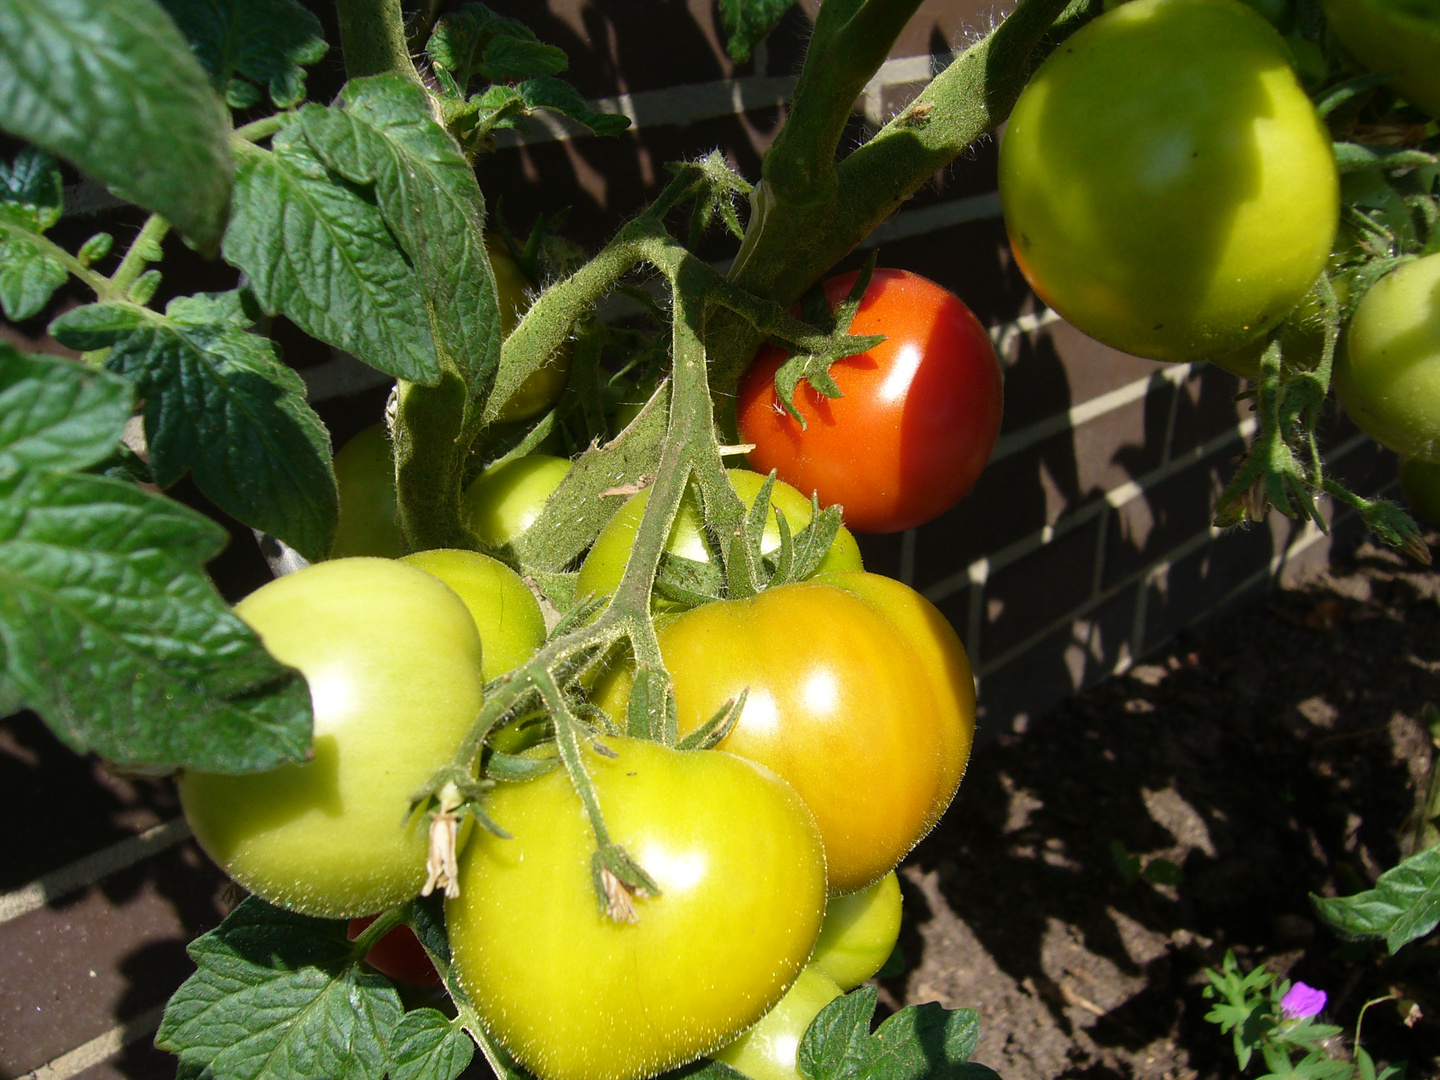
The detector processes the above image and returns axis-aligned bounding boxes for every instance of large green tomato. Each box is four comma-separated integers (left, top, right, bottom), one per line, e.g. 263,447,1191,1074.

178,559,484,917
576,469,864,608
1334,253,1440,462
998,0,1339,362
1322,0,1440,118
446,735,827,1080
594,575,974,895
401,549,546,682
809,871,903,991
488,236,573,422
711,967,843,1080
462,454,572,550
330,424,402,558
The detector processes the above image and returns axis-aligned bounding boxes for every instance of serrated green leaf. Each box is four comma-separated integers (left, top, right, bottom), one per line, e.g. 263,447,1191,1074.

0,347,312,773
157,897,402,1080
0,346,130,475
474,78,631,140
390,1010,475,1080
157,0,327,109
798,987,882,1080
0,148,67,321
223,134,438,384
870,1005,984,1079
428,4,568,89
50,294,338,562
0,0,232,250
666,1062,750,1079
298,74,501,400
718,0,794,62
1312,844,1440,952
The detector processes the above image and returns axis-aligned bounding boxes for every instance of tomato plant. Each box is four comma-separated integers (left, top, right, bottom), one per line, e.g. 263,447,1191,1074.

998,0,1339,363
401,548,546,682
446,735,827,1080
1321,0,1440,118
711,966,843,1080
488,235,574,422
809,870,904,990
578,467,864,606
462,453,573,550
1334,252,1440,462
177,558,485,917
737,269,1003,533
595,575,974,894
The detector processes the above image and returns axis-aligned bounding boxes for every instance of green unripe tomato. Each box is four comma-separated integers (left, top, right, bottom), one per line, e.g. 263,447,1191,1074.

1321,0,1440,118
330,424,402,558
462,454,572,550
999,0,1339,362
177,559,485,917
809,870,903,991
1334,253,1440,462
712,967,843,1080
488,235,573,422
1400,457,1440,528
446,735,828,1080
576,469,864,608
401,549,546,682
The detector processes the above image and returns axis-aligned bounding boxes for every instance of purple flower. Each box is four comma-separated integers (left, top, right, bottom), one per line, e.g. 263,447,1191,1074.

1280,982,1327,1020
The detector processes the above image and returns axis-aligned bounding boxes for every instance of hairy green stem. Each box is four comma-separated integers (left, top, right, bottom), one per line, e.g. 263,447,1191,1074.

110,214,170,296
348,904,407,956
0,218,119,302
336,0,425,85
393,372,478,553
232,114,289,144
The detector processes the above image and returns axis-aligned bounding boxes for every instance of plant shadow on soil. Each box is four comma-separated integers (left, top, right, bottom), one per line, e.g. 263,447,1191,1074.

879,540,1440,1079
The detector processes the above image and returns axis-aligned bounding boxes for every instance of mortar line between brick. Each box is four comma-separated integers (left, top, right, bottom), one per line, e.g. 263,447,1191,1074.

0,817,191,926
970,434,1376,682
924,415,1260,605
25,1004,166,1080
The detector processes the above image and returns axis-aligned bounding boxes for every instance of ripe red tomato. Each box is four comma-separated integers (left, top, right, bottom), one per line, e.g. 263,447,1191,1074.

593,575,974,894
446,735,827,1080
347,915,443,988
737,269,1003,534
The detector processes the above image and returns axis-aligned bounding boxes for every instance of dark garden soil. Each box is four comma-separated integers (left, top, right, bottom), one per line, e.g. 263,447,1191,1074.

888,538,1440,1080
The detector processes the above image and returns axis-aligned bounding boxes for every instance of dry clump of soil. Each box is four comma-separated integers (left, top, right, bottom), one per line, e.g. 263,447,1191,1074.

887,540,1440,1080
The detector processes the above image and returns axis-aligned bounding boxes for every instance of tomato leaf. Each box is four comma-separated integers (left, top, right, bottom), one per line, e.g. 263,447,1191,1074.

1312,844,1440,953
222,133,439,385
157,897,403,1080
0,346,312,773
50,292,338,563
157,0,328,109
427,4,569,89
0,148,67,321
298,75,502,403
0,0,232,252
389,1009,475,1080
717,0,793,63
798,988,996,1080
471,78,632,142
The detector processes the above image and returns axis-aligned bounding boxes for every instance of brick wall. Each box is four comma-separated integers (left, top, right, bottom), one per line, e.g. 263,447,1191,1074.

0,2,1402,1076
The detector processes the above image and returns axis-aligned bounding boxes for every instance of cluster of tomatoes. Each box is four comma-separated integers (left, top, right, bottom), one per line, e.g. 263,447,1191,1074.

177,239,998,1078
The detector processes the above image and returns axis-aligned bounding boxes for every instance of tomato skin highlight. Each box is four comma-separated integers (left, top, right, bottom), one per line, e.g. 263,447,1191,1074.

998,0,1339,363
446,735,827,1080
178,558,485,917
596,577,974,895
712,967,843,1080
1335,253,1440,463
738,269,1003,534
